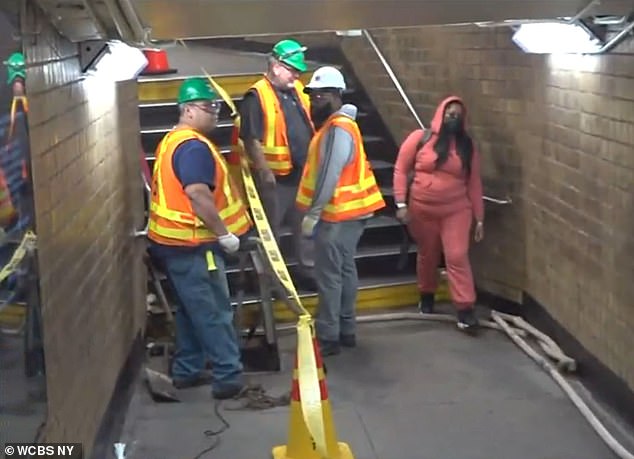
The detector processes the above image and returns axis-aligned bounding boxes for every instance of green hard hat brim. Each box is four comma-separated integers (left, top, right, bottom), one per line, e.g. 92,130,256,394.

178,94,217,104
280,56,307,72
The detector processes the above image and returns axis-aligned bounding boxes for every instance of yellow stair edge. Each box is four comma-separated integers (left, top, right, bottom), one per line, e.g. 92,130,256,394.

137,72,314,103
239,280,450,324
0,303,26,327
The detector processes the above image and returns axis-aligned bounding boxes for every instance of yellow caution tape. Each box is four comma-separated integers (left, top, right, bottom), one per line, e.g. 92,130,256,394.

296,314,325,454
188,52,327,457
0,230,36,284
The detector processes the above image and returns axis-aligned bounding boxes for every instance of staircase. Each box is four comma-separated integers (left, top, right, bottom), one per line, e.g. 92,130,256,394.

137,44,424,321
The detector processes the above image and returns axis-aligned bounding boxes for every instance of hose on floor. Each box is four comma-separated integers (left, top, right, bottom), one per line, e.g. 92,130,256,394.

269,309,633,457
273,311,575,371
191,384,290,459
491,311,634,459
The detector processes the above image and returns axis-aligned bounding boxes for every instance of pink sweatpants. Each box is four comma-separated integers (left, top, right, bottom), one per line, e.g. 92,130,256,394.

407,205,475,309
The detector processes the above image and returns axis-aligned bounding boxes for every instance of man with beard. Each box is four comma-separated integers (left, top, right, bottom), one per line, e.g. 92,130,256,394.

393,96,485,334
296,66,386,355
147,77,252,399
233,38,316,290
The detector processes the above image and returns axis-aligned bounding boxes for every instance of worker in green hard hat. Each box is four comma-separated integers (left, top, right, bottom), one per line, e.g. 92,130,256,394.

4,51,26,96
147,77,252,400
231,38,317,291
5,52,26,85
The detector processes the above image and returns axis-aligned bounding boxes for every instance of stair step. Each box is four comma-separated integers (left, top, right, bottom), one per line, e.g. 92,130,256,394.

230,271,417,307
139,98,242,109
225,241,416,275
140,121,234,135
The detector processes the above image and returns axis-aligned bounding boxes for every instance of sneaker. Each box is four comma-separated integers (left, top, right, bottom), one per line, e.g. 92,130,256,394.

340,334,356,348
456,308,479,334
418,293,435,314
172,371,213,389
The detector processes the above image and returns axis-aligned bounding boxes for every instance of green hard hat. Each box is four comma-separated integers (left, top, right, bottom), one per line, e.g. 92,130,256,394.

272,39,307,72
177,77,217,104
4,52,26,85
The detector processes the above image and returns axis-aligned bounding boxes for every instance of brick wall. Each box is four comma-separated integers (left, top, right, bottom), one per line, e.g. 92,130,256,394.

23,0,146,452
341,26,634,390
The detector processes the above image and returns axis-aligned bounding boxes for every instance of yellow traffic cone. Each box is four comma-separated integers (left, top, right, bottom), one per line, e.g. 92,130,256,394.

272,337,355,459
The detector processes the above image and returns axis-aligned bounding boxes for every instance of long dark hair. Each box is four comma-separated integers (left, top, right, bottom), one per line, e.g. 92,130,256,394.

433,125,474,175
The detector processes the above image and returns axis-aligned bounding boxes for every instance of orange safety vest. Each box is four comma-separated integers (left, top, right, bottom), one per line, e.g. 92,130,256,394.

148,127,252,246
227,78,313,176
296,114,386,222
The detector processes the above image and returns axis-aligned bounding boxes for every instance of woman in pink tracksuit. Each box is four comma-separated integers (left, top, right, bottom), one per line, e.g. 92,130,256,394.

393,95,484,333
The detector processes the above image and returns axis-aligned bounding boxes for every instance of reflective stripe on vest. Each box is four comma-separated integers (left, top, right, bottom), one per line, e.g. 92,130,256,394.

296,114,386,222
148,127,251,246
228,78,312,175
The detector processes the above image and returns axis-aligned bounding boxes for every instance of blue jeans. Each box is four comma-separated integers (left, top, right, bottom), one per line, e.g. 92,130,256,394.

314,219,366,342
162,250,243,392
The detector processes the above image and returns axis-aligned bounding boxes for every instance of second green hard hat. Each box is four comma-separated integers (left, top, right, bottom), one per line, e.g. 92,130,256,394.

271,39,307,72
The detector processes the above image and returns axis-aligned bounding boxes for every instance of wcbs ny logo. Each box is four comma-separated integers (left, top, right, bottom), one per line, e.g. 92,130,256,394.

4,443,82,458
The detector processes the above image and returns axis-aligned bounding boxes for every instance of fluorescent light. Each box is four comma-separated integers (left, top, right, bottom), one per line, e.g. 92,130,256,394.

512,22,603,54
88,41,148,81
335,30,363,37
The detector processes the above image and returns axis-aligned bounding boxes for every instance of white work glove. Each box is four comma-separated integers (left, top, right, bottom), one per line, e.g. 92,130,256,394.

301,215,319,238
218,232,240,253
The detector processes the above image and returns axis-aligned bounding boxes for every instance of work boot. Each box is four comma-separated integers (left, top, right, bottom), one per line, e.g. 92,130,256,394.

212,383,244,400
456,308,479,334
340,334,356,348
319,339,340,356
418,293,435,314
173,370,213,389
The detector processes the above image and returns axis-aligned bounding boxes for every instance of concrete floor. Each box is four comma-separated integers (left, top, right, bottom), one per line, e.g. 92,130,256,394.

120,306,634,459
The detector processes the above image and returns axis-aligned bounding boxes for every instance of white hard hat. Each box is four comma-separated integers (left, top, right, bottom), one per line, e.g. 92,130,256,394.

304,66,346,91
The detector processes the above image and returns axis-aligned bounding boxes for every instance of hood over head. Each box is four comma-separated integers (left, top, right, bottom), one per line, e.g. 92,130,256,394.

429,95,467,133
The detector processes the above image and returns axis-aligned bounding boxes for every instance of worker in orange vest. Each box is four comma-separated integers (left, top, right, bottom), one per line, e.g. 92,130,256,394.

231,39,316,290
147,77,252,399
296,67,386,355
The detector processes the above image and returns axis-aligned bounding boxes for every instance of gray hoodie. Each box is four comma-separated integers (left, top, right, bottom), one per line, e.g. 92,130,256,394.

305,104,373,221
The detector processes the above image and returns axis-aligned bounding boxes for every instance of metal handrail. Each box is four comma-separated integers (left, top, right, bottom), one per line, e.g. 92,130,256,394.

361,29,512,205
362,30,424,130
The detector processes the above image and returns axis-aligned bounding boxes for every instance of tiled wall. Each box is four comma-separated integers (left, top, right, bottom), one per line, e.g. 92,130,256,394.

341,26,634,391
23,0,146,451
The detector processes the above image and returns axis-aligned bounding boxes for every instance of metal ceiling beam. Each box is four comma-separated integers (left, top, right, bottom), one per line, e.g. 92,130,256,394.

130,0,634,40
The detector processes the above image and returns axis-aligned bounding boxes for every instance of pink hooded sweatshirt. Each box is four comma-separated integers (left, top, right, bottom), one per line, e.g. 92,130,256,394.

393,95,484,222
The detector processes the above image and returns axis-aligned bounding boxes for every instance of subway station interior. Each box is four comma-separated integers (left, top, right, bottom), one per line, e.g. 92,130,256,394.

1,0,634,458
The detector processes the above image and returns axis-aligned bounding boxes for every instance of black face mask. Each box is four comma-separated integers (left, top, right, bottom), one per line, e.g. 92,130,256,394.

443,117,463,133
310,102,334,128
